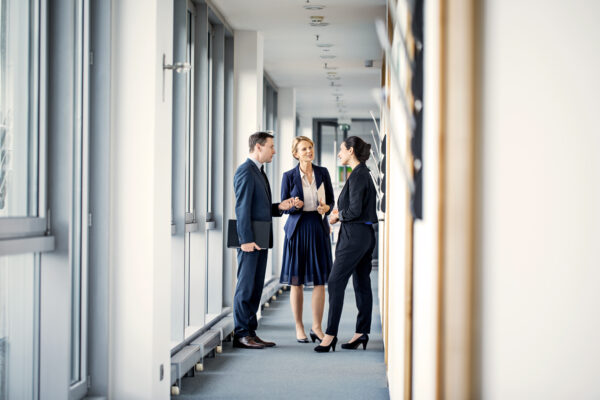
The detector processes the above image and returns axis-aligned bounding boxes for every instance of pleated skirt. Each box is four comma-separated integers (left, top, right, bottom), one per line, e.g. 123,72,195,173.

280,211,333,286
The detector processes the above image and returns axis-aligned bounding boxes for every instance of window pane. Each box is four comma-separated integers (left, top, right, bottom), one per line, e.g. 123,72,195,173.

0,254,38,399
0,0,39,217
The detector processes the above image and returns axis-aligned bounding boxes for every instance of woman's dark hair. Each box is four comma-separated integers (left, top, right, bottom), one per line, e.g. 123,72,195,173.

343,136,371,163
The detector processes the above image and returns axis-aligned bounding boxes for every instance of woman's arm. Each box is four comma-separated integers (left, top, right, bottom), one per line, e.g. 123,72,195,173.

280,172,302,214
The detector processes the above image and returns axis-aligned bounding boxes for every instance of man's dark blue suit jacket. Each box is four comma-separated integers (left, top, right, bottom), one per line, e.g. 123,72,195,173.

234,158,281,246
280,164,335,239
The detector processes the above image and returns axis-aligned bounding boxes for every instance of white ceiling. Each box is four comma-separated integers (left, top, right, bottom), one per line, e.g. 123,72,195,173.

210,0,386,120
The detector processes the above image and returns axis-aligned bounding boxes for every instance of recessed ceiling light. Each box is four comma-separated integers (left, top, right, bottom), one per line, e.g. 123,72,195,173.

304,1,325,11
320,54,336,59
326,76,341,80
317,43,334,48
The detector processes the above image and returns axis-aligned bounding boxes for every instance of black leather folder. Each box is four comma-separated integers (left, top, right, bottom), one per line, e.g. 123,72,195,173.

227,219,271,249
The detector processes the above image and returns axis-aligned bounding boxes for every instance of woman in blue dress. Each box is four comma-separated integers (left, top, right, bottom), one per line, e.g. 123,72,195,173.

280,136,335,343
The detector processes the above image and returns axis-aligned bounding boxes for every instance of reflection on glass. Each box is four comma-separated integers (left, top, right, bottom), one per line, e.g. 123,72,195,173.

0,0,38,217
0,254,38,399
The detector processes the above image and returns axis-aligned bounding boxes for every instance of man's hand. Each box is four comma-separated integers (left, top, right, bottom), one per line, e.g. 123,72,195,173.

278,198,294,211
241,242,262,252
329,209,339,225
293,197,304,209
317,198,330,215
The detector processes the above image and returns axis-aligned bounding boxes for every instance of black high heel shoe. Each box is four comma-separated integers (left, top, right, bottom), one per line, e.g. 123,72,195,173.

341,334,369,350
310,329,323,343
297,336,309,343
314,337,337,353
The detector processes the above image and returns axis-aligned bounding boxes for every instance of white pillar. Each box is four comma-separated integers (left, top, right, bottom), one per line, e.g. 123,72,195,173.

274,88,296,274
276,88,297,174
109,0,172,398
233,30,264,166
295,114,313,140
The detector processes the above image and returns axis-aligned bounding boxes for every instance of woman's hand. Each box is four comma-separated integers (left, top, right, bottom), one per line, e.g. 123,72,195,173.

278,198,294,211
293,197,304,209
329,209,339,224
317,199,330,215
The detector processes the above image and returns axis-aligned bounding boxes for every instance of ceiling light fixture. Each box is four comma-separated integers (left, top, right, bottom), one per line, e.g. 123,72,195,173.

304,1,325,10
320,54,336,59
317,43,334,48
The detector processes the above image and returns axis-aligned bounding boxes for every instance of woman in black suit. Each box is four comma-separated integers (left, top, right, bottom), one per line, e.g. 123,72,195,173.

280,136,335,343
315,136,378,353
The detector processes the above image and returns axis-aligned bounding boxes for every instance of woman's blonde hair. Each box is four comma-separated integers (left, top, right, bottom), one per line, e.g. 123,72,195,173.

292,136,315,159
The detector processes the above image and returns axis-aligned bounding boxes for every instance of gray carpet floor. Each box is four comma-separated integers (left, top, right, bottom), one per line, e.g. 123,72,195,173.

176,269,390,400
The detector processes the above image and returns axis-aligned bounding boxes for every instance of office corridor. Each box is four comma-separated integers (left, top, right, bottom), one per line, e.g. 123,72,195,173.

176,270,389,400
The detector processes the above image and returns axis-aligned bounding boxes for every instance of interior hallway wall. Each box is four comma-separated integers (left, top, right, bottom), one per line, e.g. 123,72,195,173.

381,1,441,398
478,0,600,398
382,0,411,392
411,0,441,397
232,30,268,283
233,30,264,168
275,88,296,276
109,0,172,398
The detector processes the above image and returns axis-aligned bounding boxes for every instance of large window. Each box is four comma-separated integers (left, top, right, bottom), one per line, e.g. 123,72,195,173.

0,0,43,398
70,0,89,393
171,0,232,353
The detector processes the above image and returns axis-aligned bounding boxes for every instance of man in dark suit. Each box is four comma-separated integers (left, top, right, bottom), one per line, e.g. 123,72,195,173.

232,132,293,349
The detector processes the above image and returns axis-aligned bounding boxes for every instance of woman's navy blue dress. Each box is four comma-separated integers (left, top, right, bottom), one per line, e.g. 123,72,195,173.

280,164,335,286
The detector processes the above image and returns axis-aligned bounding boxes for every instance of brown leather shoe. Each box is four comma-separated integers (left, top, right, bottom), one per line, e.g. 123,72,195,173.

253,336,276,347
233,336,265,349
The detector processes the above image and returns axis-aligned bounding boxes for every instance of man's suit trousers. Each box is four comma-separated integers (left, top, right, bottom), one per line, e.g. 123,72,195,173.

233,248,269,338
325,223,376,337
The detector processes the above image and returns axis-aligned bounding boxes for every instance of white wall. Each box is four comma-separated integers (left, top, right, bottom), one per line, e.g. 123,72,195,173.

383,0,442,397
298,114,313,139
384,24,411,396
412,0,441,397
479,0,600,398
233,30,264,167
275,88,296,273
109,0,172,398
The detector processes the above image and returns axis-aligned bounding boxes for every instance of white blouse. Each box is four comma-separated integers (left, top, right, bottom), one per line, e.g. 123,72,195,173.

300,169,318,211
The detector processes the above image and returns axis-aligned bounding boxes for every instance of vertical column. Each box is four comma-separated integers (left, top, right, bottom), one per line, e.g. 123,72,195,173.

223,36,235,306
298,114,313,139
88,0,111,396
233,30,264,167
109,0,172,398
274,88,296,275
208,23,225,315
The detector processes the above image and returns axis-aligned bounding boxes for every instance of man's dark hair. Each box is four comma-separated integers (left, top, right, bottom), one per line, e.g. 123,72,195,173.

249,131,274,152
